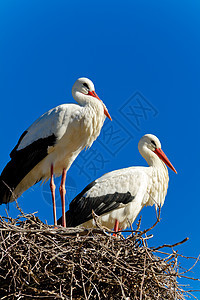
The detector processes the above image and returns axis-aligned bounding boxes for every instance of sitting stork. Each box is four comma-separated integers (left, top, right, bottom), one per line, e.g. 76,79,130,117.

57,134,177,231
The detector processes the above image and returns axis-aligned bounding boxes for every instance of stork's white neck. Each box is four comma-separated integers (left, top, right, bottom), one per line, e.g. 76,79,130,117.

78,96,105,149
139,145,169,208
139,146,168,176
73,91,91,106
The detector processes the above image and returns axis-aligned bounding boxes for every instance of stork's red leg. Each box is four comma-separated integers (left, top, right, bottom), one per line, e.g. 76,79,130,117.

50,164,57,226
113,219,119,236
114,219,119,232
59,168,67,227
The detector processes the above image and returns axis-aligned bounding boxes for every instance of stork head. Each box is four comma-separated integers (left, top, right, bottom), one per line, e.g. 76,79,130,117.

72,77,112,120
138,134,177,173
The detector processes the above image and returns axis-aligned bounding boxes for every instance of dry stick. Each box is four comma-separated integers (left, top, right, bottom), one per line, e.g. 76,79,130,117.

136,204,162,242
179,254,200,275
91,209,112,236
155,248,199,260
80,270,101,300
79,258,88,300
139,253,147,300
153,237,189,251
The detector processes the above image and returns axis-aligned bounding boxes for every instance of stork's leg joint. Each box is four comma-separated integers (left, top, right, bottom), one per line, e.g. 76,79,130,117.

59,184,66,195
50,179,56,193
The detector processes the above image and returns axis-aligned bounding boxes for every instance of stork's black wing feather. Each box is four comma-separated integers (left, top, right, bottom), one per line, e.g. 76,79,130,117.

57,180,135,227
10,130,28,158
0,134,57,204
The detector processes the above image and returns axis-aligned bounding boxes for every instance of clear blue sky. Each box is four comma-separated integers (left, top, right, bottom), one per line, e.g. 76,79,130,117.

0,0,199,293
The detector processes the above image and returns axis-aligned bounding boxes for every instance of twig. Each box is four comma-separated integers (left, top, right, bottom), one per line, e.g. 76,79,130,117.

153,237,189,251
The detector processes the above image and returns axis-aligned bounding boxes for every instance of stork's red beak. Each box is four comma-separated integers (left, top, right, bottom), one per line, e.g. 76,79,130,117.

154,148,177,173
88,90,112,121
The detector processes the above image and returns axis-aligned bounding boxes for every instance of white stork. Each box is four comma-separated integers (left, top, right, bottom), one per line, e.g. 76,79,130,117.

57,134,177,231
0,77,112,227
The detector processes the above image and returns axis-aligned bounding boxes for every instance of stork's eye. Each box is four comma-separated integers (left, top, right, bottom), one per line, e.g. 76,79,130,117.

83,83,89,89
151,140,156,147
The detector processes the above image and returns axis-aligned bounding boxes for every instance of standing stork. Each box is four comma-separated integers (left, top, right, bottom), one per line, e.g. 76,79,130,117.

0,77,112,227
57,134,177,231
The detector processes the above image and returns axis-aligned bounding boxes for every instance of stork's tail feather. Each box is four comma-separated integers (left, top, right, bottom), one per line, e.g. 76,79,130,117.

0,160,20,205
57,211,76,227
0,177,14,204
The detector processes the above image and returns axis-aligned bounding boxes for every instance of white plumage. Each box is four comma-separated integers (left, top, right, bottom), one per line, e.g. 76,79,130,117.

58,134,177,230
0,77,112,227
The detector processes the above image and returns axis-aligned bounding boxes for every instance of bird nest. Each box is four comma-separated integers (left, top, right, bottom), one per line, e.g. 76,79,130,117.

0,207,199,299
